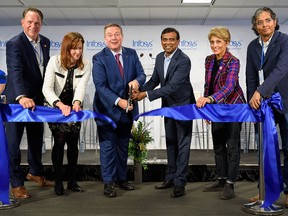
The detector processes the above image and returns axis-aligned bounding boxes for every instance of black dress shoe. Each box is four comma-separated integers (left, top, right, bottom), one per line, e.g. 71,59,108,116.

170,186,185,198
54,188,66,196
67,183,84,192
116,181,135,190
202,179,225,192
155,180,174,189
104,183,117,197
54,182,66,196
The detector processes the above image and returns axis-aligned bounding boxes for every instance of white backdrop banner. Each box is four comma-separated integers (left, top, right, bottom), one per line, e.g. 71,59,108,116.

1,25,287,150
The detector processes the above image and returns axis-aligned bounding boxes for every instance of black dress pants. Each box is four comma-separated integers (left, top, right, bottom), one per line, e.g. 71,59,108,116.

51,128,80,185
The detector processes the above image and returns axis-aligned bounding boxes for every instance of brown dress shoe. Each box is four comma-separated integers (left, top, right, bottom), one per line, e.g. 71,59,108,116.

26,173,53,187
11,186,31,199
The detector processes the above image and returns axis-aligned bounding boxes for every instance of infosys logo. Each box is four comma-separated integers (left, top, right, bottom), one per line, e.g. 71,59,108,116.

50,40,62,48
132,40,153,48
86,40,106,48
229,40,243,49
179,40,198,49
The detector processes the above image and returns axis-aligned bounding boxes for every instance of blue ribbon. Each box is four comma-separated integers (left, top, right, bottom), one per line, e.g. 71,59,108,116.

135,93,283,208
0,69,6,84
1,104,116,128
136,103,261,122
0,104,116,205
260,94,283,207
0,111,9,205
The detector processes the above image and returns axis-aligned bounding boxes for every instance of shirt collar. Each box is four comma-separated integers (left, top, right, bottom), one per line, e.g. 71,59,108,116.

24,33,41,46
111,48,123,57
258,33,274,47
164,48,177,59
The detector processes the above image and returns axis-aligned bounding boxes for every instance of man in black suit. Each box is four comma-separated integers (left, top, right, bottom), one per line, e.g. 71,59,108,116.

133,27,195,198
5,7,52,199
246,7,288,207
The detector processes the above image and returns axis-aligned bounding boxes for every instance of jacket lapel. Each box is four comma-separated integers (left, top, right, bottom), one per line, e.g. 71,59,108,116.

157,54,165,83
105,48,123,82
164,49,180,83
122,47,129,83
212,51,231,86
206,56,214,86
264,31,279,66
40,35,49,68
21,32,38,67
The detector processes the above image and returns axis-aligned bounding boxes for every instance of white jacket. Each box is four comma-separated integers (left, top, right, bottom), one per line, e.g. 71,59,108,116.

42,55,91,107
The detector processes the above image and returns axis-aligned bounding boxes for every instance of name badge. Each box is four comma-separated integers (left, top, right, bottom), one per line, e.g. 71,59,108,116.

259,69,264,85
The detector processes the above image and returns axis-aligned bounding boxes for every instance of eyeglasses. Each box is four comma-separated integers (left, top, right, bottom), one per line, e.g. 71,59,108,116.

256,18,273,26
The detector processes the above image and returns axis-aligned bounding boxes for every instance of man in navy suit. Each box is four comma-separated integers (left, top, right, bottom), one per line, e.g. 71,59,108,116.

246,7,288,207
133,27,195,198
5,7,51,199
92,23,146,197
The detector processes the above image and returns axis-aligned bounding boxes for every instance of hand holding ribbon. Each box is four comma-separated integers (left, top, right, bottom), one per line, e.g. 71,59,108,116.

135,92,283,208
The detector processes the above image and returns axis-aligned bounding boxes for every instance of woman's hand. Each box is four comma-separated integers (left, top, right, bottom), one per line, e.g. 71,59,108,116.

56,102,71,116
72,101,82,112
196,96,210,108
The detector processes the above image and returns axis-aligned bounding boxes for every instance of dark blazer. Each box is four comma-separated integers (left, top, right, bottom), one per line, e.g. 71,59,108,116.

5,31,50,105
92,47,146,123
246,31,288,113
142,48,195,107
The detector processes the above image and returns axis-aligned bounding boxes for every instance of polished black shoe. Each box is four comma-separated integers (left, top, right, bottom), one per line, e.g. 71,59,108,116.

104,183,117,198
170,186,185,198
67,183,84,193
155,180,174,189
116,181,135,191
54,182,65,196
202,179,225,192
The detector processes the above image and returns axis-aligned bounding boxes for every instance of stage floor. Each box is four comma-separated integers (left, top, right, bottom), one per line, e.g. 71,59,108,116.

1,181,287,216
2,149,285,215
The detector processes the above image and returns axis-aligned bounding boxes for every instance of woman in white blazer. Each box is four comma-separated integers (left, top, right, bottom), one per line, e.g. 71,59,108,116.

43,32,91,196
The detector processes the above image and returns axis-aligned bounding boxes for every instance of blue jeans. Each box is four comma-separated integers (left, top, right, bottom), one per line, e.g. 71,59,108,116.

274,111,288,195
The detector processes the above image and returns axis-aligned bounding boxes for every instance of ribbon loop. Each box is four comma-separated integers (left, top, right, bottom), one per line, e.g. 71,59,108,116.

0,104,116,204
135,92,283,207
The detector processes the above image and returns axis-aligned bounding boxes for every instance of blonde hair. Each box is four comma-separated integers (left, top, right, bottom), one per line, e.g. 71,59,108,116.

208,26,231,43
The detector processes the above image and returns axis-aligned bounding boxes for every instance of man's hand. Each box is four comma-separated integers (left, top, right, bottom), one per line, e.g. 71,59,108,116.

128,80,139,90
131,88,139,100
118,98,133,111
0,83,5,94
19,97,36,110
249,91,261,110
132,90,146,101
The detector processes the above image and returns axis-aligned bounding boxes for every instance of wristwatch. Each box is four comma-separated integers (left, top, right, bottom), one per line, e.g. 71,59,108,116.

208,96,214,103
